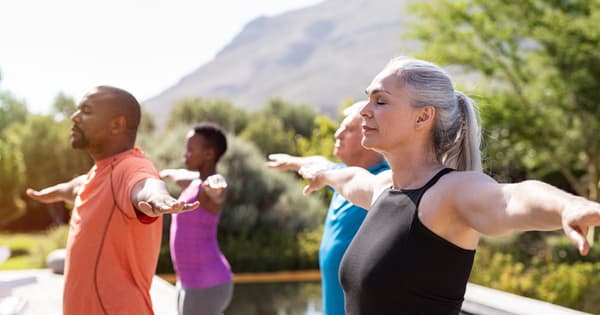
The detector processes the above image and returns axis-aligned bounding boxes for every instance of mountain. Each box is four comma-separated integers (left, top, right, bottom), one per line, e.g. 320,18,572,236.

142,0,412,128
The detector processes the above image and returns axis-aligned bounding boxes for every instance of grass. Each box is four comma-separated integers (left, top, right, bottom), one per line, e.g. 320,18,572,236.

0,225,68,270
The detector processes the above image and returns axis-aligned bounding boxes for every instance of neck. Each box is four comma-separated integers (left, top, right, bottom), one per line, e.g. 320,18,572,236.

345,153,385,170
197,164,217,180
384,141,443,189
89,142,134,162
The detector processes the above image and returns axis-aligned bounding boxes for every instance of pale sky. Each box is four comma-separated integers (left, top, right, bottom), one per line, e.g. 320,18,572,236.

0,0,324,114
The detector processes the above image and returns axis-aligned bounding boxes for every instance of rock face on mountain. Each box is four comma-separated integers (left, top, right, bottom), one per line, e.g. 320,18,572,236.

143,0,412,128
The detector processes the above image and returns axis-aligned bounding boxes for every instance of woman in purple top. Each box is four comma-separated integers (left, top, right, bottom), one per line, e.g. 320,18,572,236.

161,122,233,315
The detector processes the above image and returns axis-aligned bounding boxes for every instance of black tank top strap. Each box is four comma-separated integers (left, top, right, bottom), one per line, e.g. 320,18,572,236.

421,167,454,192
405,167,454,208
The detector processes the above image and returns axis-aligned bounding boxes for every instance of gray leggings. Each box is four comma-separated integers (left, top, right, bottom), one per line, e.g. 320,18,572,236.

177,281,234,315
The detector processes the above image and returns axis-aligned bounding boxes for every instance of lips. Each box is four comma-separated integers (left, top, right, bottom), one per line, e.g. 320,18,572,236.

362,125,376,133
71,126,82,136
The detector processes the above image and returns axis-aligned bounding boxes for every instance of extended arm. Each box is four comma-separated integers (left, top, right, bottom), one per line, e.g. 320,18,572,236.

452,172,600,255
159,168,200,189
266,153,332,172
26,175,86,204
131,178,200,217
300,166,390,209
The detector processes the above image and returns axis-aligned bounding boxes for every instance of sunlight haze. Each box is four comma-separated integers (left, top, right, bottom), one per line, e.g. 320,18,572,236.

0,0,324,113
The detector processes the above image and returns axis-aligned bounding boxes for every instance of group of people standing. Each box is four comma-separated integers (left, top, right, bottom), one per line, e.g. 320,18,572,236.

26,56,600,315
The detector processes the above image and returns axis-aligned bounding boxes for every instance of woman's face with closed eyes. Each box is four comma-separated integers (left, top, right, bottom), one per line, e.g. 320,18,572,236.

359,70,421,154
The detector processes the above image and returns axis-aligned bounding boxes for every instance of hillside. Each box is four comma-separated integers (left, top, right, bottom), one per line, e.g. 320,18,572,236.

143,0,412,128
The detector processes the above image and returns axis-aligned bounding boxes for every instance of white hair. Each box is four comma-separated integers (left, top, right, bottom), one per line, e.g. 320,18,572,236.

384,57,482,171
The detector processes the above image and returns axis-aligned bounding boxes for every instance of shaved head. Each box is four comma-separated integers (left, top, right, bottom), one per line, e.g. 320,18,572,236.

91,85,141,131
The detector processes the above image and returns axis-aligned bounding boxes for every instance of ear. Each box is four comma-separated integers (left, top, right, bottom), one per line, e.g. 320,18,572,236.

415,106,435,129
204,147,216,162
110,116,127,135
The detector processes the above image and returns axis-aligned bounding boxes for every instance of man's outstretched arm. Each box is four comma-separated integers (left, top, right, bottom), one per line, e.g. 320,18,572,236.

26,175,86,204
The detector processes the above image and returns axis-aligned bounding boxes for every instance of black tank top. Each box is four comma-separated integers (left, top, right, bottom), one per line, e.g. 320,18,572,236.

339,168,475,315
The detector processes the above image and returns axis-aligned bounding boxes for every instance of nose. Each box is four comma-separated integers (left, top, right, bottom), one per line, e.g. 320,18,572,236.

70,110,80,123
359,101,372,118
334,127,343,139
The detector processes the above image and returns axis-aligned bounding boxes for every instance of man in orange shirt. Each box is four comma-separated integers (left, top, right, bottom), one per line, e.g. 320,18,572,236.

26,86,198,315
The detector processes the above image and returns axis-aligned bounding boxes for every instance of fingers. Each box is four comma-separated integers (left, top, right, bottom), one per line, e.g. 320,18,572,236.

26,188,60,203
267,153,290,161
303,185,315,196
26,188,40,199
265,154,299,171
182,201,200,211
205,174,228,189
563,223,590,256
137,199,199,216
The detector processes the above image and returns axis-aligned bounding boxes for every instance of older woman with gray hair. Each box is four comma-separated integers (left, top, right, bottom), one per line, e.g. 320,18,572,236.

300,57,600,315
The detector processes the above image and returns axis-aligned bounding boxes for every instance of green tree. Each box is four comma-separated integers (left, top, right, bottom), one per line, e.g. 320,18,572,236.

8,115,92,229
296,114,338,160
52,92,77,121
219,136,324,233
167,97,248,134
259,98,317,138
240,99,319,156
239,115,296,155
0,91,27,134
139,110,156,135
0,130,26,227
407,0,600,199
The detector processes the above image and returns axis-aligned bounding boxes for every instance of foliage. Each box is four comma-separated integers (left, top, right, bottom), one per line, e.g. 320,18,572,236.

167,97,248,134
139,110,156,134
0,91,28,134
0,131,26,227
258,98,317,139
407,0,600,199
51,92,77,121
0,225,69,270
4,115,92,229
296,114,338,160
239,115,297,155
151,133,326,273
219,137,324,233
218,228,321,273
472,238,600,313
239,98,319,156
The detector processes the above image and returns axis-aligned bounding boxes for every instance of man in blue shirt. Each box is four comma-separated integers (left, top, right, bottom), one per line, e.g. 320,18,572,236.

267,101,389,315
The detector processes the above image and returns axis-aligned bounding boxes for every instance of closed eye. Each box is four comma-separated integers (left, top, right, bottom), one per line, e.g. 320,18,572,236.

376,97,386,105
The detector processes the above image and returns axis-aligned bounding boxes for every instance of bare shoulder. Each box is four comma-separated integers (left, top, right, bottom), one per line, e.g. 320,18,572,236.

438,170,497,191
430,170,501,209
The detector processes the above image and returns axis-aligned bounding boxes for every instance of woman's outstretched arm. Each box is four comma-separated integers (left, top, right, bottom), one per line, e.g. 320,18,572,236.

300,166,391,209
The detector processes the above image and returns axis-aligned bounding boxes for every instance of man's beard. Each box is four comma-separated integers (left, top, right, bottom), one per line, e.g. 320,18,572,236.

71,126,89,149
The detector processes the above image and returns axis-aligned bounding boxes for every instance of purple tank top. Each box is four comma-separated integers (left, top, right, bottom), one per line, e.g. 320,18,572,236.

170,180,233,288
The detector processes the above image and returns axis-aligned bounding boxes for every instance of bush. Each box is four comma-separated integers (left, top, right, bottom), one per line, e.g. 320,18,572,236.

471,233,600,313
153,136,326,273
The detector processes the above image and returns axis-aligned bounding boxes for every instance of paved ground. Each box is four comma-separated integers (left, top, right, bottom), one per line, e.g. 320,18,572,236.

0,269,177,315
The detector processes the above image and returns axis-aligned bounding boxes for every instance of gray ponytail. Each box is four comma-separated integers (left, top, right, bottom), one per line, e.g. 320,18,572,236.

441,91,482,171
385,57,482,171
